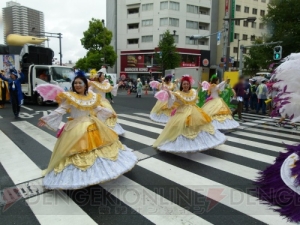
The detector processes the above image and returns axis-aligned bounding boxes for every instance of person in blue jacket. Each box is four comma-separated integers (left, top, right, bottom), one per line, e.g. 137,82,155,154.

0,69,24,118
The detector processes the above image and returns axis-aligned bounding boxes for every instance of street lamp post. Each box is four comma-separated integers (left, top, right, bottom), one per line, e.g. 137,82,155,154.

31,28,63,65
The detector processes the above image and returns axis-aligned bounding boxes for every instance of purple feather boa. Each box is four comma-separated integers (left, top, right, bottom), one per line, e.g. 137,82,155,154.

255,144,300,222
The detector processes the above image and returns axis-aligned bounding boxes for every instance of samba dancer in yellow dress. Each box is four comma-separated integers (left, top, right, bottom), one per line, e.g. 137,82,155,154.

153,75,226,152
202,75,239,130
38,75,137,189
89,68,125,135
150,74,177,123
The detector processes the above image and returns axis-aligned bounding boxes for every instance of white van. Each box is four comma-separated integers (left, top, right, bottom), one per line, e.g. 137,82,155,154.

256,72,271,79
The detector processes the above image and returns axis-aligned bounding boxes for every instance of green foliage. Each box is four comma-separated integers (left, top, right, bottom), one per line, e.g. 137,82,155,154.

154,30,181,74
79,18,117,69
243,38,273,75
263,0,300,57
75,57,88,71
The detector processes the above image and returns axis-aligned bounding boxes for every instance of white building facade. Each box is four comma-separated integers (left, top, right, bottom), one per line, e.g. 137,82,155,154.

216,0,269,68
107,0,216,81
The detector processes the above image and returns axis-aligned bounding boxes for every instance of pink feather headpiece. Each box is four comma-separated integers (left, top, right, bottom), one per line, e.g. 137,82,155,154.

180,75,195,85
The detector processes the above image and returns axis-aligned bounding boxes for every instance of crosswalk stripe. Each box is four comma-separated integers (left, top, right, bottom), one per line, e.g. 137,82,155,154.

242,114,300,126
0,130,41,184
12,121,56,151
118,114,165,127
215,144,275,164
21,105,34,111
133,112,150,118
242,127,300,140
101,176,212,225
27,191,97,225
232,131,297,145
226,136,283,152
138,157,294,225
176,153,258,181
6,112,300,224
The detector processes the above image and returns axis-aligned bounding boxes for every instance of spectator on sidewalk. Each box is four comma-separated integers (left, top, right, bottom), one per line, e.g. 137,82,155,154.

256,79,268,115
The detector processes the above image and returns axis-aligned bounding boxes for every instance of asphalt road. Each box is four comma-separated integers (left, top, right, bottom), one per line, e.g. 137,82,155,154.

0,89,299,225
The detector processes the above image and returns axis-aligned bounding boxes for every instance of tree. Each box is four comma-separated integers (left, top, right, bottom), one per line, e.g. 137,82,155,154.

263,0,300,57
80,18,117,68
155,30,181,75
243,38,273,75
75,57,88,71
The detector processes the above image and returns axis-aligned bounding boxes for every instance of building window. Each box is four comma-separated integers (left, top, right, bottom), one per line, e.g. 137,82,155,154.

252,8,257,15
236,5,241,11
198,39,208,45
186,20,198,29
128,8,139,14
142,3,153,11
235,20,240,26
234,33,239,40
169,1,180,11
160,18,168,26
244,6,249,13
251,35,256,41
200,7,210,15
243,21,248,27
161,34,179,43
186,36,195,45
128,39,138,44
262,0,266,2
260,10,265,16
243,34,247,40
169,18,179,27
233,47,238,53
142,19,153,27
252,22,257,28
199,23,209,30
160,1,168,10
187,4,198,14
128,23,139,29
259,23,265,29
142,35,153,42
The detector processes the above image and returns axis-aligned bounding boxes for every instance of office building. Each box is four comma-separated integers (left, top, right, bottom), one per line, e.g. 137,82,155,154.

107,0,217,80
3,1,45,45
216,0,269,69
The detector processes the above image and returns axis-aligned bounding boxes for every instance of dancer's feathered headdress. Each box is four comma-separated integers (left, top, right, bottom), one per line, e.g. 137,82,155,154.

180,75,195,85
210,74,218,82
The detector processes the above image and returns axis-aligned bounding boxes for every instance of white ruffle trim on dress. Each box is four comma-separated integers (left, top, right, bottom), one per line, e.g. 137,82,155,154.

149,113,169,124
212,119,239,130
43,146,137,190
156,130,227,153
111,123,125,136
280,153,300,195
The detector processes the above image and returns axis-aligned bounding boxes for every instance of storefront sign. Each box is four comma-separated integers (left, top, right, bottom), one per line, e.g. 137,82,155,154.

124,68,149,72
181,62,196,67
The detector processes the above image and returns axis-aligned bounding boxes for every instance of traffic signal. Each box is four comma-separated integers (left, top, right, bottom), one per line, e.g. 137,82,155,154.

273,46,282,60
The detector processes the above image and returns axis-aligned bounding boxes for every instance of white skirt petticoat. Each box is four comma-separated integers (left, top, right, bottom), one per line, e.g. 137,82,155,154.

149,113,169,124
156,130,226,153
111,123,125,136
212,119,240,130
43,146,137,190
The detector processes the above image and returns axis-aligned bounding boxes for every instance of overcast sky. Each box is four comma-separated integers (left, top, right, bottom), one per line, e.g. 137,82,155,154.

0,0,106,64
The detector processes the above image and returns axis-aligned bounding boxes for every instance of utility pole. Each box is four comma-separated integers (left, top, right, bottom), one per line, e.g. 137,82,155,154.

102,19,106,66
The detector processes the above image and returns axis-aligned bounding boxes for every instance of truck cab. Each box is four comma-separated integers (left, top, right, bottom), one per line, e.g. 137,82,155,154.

20,44,73,105
22,65,73,105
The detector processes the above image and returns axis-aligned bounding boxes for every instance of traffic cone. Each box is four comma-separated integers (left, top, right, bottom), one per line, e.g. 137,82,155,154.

127,89,130,95
145,88,148,95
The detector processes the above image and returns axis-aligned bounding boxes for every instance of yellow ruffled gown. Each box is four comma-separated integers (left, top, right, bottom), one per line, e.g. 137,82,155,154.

89,80,125,135
202,81,239,130
40,91,137,189
150,82,177,123
153,89,226,152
